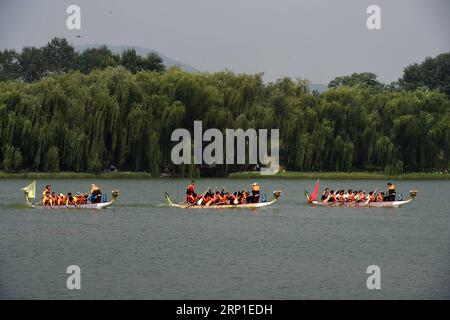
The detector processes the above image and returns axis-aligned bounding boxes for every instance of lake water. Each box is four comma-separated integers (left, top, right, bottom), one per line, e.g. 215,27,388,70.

0,179,448,299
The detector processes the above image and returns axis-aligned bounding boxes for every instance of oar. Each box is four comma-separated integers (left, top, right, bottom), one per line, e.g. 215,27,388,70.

233,189,239,205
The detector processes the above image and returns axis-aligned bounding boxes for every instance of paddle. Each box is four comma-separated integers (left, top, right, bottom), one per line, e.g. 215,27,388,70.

233,189,239,205
196,188,210,205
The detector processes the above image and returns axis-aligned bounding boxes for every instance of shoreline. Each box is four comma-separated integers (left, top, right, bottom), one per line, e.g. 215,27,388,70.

0,171,449,180
228,171,450,180
0,171,156,179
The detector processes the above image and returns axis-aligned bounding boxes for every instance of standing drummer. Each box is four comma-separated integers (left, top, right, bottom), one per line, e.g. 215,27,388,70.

251,182,261,203
185,180,196,200
386,182,396,201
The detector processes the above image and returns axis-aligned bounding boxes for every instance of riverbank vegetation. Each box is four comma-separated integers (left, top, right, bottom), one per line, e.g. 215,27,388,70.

0,38,449,177
1,171,448,180
229,171,450,180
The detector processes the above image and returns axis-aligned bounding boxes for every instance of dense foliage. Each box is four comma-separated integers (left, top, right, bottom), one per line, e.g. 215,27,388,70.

0,39,449,176
399,52,450,97
0,38,165,82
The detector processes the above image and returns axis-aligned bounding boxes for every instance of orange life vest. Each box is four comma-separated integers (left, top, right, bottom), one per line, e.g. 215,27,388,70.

42,188,50,198
218,194,228,204
187,194,196,204
57,196,66,205
43,195,51,205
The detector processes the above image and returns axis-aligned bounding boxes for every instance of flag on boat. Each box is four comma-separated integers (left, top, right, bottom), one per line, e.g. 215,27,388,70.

308,179,320,203
21,181,36,199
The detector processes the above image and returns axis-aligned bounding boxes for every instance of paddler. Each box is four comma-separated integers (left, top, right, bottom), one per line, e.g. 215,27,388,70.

347,189,355,202
57,193,66,206
74,192,83,205
187,192,197,205
42,191,52,206
321,188,330,201
203,188,213,204
66,192,74,205
218,189,228,205
368,191,376,202
51,192,58,206
357,191,365,202
241,190,249,204
229,192,238,205
336,190,345,202
377,192,384,202
324,190,336,203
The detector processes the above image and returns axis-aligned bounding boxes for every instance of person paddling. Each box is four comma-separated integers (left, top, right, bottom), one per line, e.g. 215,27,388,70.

42,191,52,207
187,192,197,205
51,192,58,206
321,188,330,201
57,193,66,206
347,189,355,202
377,192,384,202
66,192,74,205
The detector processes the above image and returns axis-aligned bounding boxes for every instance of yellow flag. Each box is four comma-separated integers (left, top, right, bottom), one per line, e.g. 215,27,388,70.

21,181,36,199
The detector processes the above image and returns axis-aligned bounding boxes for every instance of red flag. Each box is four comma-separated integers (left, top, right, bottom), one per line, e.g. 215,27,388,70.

309,179,320,202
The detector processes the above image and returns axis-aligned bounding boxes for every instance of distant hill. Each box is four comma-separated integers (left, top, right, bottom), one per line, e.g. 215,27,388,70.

310,83,328,93
74,44,198,73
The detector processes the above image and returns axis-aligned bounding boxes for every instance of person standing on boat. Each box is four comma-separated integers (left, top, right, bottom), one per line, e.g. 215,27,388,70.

186,180,196,199
251,183,261,203
386,182,396,201
90,184,102,203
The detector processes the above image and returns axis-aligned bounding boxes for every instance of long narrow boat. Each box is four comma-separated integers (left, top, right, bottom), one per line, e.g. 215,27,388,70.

305,183,418,208
22,181,120,210
164,190,282,209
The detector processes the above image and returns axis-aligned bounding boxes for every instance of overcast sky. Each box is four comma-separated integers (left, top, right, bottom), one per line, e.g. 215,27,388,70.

1,0,449,84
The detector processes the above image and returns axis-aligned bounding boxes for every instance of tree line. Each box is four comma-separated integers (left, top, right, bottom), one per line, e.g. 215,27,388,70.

0,37,165,83
0,38,449,176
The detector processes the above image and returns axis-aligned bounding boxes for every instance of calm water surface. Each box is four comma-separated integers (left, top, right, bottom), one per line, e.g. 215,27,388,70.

0,179,449,299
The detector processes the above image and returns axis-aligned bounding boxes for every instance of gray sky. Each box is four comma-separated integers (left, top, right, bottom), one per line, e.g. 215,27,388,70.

1,0,449,84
